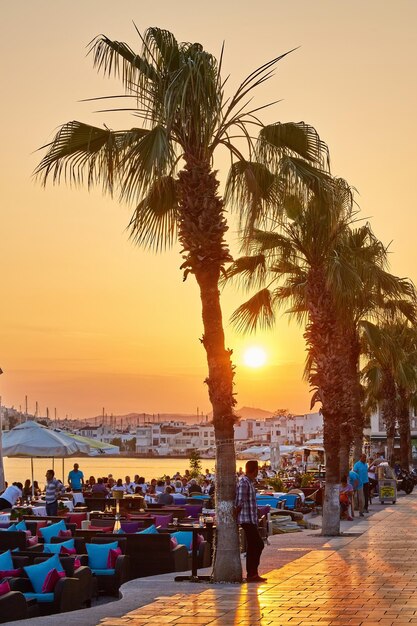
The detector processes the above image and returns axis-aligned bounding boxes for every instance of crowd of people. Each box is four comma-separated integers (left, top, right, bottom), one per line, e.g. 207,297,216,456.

0,464,218,512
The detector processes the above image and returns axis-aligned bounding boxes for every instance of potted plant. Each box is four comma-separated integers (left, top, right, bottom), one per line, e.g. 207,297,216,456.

57,501,70,516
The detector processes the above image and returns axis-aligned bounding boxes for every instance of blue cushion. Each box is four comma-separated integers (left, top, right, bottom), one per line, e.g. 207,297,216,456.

137,524,158,535
86,542,118,570
15,520,27,531
91,568,116,576
39,520,67,542
24,554,64,594
24,592,55,603
44,539,75,553
6,524,18,532
171,531,193,550
0,550,14,570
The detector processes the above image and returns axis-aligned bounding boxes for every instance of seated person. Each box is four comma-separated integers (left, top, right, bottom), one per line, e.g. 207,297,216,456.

339,475,353,521
22,479,33,499
91,477,109,495
188,479,202,495
157,486,174,505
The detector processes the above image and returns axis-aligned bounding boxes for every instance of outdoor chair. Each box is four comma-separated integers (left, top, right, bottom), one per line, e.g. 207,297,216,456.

0,589,40,623
9,553,82,616
86,537,129,596
277,494,302,510
32,554,94,608
99,532,188,580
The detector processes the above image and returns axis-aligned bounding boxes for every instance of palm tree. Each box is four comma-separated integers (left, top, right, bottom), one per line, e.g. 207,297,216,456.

35,26,328,579
363,321,417,466
226,175,357,535
335,230,416,467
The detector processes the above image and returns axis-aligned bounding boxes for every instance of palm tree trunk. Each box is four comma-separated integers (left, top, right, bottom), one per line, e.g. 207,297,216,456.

381,370,397,465
348,332,365,462
339,432,351,478
177,155,241,582
305,268,348,536
398,386,412,469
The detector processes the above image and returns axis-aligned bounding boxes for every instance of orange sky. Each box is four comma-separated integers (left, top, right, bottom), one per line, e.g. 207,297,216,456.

1,2,416,419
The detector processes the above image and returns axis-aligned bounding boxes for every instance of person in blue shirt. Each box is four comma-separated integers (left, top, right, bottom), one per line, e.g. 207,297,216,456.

68,463,84,492
348,468,364,517
353,454,370,513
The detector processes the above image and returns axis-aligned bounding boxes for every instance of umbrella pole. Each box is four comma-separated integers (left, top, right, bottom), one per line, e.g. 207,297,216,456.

62,458,64,484
31,458,34,498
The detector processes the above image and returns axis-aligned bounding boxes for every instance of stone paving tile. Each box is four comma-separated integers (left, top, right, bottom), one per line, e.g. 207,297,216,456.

97,494,417,626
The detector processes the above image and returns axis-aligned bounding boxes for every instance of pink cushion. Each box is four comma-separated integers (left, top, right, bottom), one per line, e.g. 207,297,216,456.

60,545,77,555
170,536,178,550
191,533,204,549
0,568,23,577
27,536,38,547
58,529,72,538
35,521,48,537
42,568,66,593
107,547,122,568
0,580,11,596
74,558,81,569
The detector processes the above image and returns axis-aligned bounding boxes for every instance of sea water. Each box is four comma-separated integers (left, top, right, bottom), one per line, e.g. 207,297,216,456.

3,456,247,488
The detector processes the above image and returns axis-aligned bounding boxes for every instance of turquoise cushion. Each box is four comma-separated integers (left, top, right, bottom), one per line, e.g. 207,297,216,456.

171,531,192,550
44,539,75,554
24,554,64,594
91,568,116,576
137,524,158,535
15,520,27,531
39,520,67,542
24,592,55,603
0,550,14,570
6,524,17,532
86,542,118,570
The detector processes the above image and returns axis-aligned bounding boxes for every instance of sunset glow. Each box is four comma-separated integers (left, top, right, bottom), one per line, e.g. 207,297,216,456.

1,2,416,419
243,347,267,369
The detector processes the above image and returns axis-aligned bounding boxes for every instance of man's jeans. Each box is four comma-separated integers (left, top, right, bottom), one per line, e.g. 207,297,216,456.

46,500,58,516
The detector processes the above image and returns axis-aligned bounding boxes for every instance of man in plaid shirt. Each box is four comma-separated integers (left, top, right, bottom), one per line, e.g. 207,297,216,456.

235,460,266,582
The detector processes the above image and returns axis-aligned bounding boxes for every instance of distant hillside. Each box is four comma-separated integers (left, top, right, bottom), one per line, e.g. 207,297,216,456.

82,406,274,426
235,406,274,420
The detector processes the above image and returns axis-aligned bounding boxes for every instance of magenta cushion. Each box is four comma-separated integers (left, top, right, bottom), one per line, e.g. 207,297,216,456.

0,580,11,596
42,568,66,593
107,547,122,568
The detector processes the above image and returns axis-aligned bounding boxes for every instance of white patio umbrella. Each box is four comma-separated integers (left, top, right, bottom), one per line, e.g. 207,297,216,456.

55,431,120,456
3,420,90,495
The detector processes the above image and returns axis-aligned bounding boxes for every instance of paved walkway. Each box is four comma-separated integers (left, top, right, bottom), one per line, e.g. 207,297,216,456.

9,492,417,626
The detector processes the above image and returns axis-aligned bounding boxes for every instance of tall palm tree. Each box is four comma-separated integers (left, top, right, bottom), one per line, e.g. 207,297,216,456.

335,230,416,467
35,26,328,579
226,175,357,535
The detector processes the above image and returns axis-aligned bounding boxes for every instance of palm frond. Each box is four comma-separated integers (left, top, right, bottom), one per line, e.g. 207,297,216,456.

120,125,176,202
128,175,178,251
89,35,158,91
35,121,148,193
223,254,268,290
258,122,330,169
230,288,275,333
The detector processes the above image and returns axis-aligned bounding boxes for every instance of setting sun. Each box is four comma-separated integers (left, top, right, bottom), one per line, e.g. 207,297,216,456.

243,346,267,368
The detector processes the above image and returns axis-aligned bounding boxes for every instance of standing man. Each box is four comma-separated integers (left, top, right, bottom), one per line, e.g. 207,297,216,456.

68,463,84,492
235,460,266,583
45,469,65,516
354,454,370,513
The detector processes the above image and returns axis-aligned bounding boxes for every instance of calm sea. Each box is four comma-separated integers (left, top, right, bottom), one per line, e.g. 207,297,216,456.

3,456,247,489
